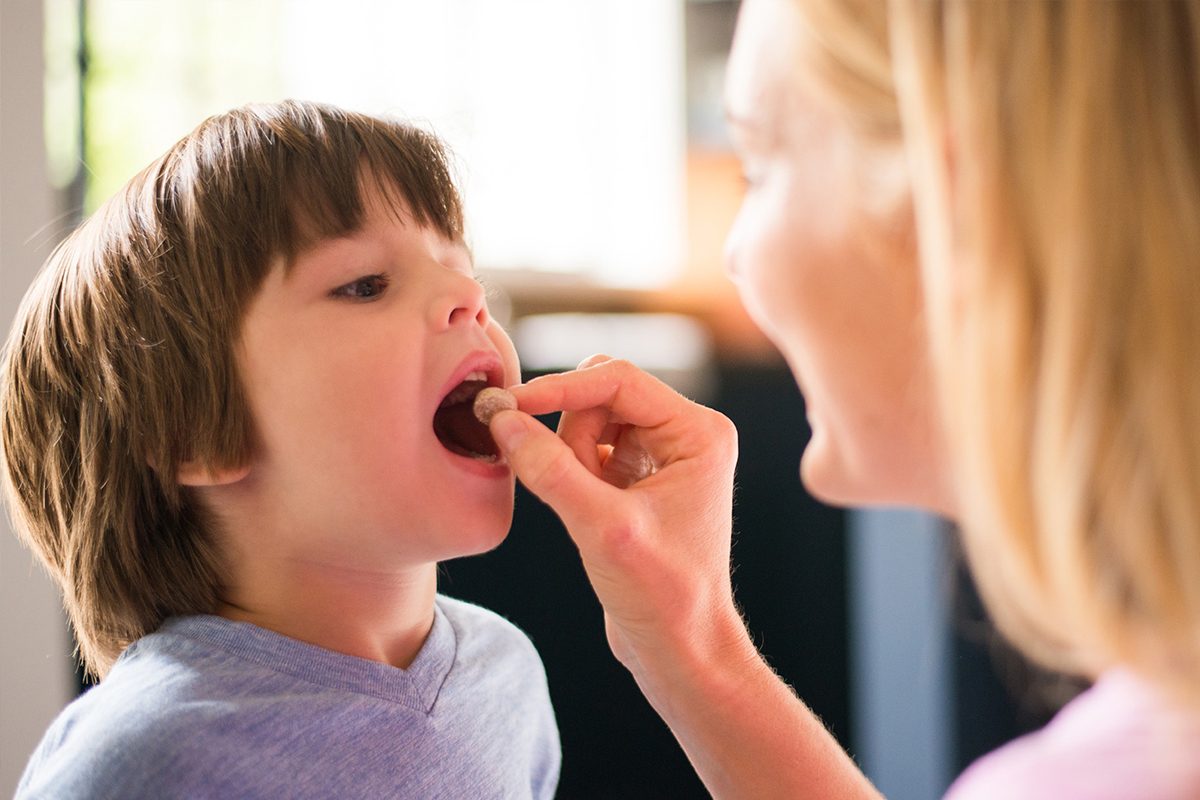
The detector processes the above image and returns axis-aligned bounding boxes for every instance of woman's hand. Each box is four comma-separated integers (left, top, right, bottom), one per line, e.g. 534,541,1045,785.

489,356,881,800
487,355,750,684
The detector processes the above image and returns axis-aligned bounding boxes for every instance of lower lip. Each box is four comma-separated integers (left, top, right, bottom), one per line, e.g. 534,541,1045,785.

441,446,512,478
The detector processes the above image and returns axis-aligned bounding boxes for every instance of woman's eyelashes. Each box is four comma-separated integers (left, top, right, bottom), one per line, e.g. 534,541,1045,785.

331,273,391,301
736,160,760,190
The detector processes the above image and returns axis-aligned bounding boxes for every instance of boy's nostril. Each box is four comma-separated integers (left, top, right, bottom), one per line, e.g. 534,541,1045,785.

444,290,488,328
447,305,485,327
436,271,487,328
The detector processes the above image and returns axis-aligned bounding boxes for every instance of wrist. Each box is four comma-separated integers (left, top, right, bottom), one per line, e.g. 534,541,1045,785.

625,611,881,800
622,602,765,718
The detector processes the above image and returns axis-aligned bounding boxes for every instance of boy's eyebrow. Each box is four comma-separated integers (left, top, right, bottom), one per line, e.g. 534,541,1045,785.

284,229,372,272
282,230,476,278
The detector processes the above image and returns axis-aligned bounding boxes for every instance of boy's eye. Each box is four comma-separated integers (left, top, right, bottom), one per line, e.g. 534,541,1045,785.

331,274,390,301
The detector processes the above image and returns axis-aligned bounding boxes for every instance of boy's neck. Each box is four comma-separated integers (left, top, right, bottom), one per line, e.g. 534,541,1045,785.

216,558,439,670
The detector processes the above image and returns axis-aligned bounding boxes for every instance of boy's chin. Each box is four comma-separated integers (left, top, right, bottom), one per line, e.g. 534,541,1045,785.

450,523,512,560
448,504,514,559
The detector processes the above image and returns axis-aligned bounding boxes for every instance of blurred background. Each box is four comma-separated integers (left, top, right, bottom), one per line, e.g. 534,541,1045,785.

2,1,1079,797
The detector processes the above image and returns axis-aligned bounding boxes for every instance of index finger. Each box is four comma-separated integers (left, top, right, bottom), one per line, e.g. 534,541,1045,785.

508,359,689,428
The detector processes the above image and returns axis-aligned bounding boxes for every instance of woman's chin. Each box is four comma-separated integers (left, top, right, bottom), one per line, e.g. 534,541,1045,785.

800,432,954,515
799,431,892,509
800,447,855,508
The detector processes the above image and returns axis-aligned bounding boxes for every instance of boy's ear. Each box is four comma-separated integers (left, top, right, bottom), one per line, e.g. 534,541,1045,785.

175,459,252,487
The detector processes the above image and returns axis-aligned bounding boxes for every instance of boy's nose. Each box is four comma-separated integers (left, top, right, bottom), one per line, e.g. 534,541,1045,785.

433,269,489,330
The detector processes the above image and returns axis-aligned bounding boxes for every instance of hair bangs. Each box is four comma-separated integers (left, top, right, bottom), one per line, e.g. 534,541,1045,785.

236,103,466,264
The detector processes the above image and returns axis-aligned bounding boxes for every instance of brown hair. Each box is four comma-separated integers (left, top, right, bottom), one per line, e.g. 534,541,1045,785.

1,100,464,679
790,0,1200,702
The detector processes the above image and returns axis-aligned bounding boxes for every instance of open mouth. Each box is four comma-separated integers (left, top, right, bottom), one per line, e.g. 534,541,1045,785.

433,373,502,461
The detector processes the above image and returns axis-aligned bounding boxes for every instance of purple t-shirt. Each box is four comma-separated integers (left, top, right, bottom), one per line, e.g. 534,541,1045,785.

16,595,560,799
946,668,1200,799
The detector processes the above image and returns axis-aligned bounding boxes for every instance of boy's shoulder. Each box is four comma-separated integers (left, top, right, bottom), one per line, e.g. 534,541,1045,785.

15,622,279,798
435,593,547,670
435,593,534,641
14,654,229,797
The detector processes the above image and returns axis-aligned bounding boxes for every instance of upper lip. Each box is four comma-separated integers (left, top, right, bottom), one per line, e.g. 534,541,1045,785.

437,350,506,407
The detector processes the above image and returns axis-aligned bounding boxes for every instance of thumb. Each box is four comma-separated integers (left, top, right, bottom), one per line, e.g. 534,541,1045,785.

489,409,617,531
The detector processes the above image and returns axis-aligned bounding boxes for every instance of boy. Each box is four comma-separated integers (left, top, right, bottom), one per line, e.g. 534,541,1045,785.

2,100,560,798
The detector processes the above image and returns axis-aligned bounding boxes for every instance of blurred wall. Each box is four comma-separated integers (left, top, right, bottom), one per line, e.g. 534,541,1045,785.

1,0,76,793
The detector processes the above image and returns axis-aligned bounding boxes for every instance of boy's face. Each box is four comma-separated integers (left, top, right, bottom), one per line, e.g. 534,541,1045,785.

231,187,521,570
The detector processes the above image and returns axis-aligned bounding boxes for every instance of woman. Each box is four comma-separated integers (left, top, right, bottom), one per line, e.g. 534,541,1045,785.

488,0,1200,796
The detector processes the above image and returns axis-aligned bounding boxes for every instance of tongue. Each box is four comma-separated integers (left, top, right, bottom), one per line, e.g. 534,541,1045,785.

434,397,499,458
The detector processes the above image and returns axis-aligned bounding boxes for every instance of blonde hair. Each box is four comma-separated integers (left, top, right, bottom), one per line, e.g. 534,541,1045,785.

1,100,464,679
793,0,1200,702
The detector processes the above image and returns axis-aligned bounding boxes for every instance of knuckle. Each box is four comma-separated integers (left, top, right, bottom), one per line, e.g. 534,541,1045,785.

605,358,637,377
707,410,740,460
577,353,614,370
707,408,736,439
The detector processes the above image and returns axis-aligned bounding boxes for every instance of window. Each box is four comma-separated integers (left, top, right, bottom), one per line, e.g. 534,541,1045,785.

55,0,691,287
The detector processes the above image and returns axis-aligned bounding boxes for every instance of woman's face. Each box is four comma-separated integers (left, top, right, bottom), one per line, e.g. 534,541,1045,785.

724,0,952,513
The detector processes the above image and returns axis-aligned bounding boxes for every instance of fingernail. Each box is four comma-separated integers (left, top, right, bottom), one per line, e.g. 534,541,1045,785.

489,410,528,452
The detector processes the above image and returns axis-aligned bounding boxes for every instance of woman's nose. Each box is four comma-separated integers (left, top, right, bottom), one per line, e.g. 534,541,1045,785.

432,268,488,330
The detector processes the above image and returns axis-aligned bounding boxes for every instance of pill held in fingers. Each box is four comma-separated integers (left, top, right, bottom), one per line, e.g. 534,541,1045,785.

473,387,518,425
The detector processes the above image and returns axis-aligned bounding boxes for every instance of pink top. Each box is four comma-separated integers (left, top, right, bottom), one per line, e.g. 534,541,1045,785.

945,669,1200,799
